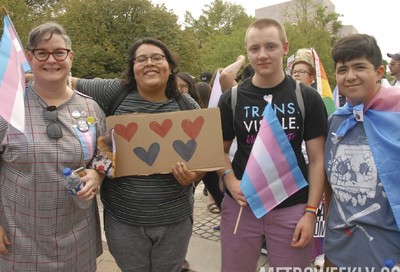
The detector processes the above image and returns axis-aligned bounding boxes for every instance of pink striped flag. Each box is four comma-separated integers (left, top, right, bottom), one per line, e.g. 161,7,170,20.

240,101,308,218
0,14,30,133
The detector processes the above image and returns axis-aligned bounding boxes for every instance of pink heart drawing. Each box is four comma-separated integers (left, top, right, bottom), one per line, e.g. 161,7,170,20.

114,122,138,142
149,119,172,138
181,116,204,139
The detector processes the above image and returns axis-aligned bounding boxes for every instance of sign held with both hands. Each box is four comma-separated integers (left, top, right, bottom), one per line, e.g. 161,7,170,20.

106,108,225,176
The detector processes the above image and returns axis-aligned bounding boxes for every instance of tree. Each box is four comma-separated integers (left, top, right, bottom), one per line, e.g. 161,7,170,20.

281,0,343,86
55,0,184,78
182,0,254,78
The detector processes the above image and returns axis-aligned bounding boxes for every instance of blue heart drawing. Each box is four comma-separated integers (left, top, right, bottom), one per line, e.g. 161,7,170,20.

133,143,160,166
173,139,197,162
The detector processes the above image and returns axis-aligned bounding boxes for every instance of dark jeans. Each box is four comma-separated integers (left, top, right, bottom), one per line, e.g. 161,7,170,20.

201,171,225,209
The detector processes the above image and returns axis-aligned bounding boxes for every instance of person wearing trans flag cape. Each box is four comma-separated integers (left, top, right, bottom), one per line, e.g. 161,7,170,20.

324,34,400,268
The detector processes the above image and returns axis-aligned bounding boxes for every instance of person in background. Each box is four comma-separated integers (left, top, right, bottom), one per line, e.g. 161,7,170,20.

0,22,105,271
291,48,316,87
177,71,199,102
387,52,400,88
72,37,204,272
195,81,211,109
217,18,327,271
200,71,212,84
324,34,400,268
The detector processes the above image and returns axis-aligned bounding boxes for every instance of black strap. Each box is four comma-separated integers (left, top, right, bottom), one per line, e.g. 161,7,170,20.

106,86,130,117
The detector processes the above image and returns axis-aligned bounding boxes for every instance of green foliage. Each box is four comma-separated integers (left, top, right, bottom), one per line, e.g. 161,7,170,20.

282,0,343,87
0,0,351,86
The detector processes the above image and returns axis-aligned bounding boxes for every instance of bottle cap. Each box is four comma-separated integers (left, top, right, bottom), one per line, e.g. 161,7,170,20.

385,259,395,269
63,167,72,176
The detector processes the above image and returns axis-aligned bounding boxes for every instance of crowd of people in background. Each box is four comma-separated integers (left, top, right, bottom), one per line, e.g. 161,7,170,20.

1,13,400,272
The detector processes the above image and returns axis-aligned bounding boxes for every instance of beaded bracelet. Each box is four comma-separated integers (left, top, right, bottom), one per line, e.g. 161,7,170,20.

222,169,234,183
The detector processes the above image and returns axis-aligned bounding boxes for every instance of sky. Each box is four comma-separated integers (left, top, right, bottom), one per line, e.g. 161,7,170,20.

154,0,398,62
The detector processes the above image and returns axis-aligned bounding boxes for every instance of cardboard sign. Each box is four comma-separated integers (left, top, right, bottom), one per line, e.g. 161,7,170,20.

106,108,225,177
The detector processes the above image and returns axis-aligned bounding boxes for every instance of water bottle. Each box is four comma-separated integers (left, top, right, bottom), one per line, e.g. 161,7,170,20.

385,259,400,272
62,167,90,209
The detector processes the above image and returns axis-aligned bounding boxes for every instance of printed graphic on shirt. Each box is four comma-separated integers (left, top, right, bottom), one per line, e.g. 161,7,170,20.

327,142,384,241
241,101,299,145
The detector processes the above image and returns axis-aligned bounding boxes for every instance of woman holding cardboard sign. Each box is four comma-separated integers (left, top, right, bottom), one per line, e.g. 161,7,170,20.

72,37,205,272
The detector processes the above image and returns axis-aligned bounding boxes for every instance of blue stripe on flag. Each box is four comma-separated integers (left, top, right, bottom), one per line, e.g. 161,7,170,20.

241,171,268,218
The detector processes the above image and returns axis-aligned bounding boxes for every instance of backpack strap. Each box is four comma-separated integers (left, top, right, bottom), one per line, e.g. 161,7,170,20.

294,81,305,140
106,86,130,116
231,85,238,121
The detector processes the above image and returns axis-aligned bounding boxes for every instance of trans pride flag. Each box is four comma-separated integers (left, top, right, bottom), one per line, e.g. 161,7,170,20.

0,13,30,133
312,48,336,115
240,100,308,219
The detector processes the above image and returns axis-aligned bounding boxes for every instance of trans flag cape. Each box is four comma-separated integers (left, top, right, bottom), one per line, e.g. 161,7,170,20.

0,14,30,133
240,100,308,219
333,86,400,229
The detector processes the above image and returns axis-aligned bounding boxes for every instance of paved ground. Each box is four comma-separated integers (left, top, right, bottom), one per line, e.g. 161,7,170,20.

95,182,270,272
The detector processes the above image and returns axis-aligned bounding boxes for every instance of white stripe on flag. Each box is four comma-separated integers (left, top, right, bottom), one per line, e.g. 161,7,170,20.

252,135,289,204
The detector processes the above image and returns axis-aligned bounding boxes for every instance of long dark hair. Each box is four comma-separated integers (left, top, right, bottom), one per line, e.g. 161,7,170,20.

122,37,180,98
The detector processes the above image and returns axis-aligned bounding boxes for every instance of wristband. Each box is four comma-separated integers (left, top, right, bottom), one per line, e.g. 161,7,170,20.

222,169,234,182
304,205,318,216
304,209,317,216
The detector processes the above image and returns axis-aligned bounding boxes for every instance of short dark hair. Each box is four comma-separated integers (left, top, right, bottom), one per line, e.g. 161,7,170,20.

332,34,382,69
122,37,180,98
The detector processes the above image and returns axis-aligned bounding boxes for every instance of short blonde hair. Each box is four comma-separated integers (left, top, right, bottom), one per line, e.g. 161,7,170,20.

245,18,287,47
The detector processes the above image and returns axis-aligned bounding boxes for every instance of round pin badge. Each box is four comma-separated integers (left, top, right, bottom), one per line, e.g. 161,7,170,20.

71,110,81,119
87,116,95,124
80,111,87,118
77,119,89,132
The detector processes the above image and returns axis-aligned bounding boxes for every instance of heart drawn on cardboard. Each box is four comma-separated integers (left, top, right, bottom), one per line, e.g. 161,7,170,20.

173,139,197,162
133,142,160,166
114,122,138,142
181,116,204,139
149,119,173,138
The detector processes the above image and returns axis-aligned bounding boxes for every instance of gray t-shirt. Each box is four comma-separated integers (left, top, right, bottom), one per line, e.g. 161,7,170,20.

324,114,400,268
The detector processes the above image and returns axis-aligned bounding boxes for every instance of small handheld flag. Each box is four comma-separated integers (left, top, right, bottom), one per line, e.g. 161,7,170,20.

240,101,308,219
0,8,30,133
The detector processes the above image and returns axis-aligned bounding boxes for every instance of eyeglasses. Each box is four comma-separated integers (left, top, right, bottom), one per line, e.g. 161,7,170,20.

32,48,71,62
292,69,311,76
43,106,63,139
177,83,189,91
134,53,165,65
389,62,400,67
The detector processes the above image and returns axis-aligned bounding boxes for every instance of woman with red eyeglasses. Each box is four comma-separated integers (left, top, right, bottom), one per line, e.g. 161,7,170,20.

0,22,106,271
